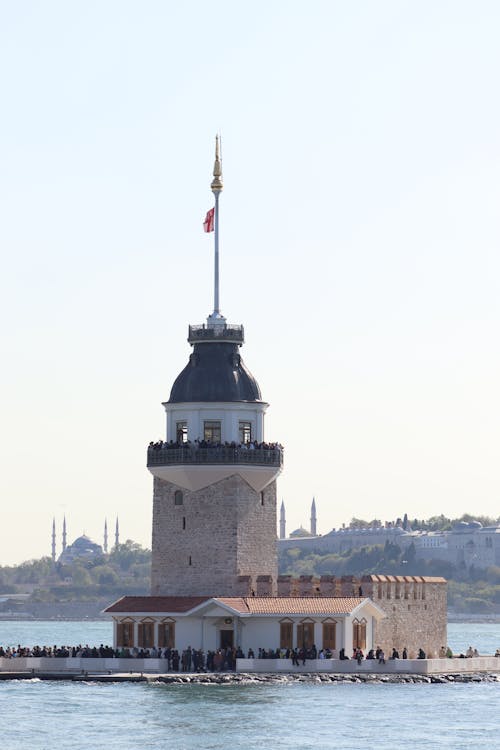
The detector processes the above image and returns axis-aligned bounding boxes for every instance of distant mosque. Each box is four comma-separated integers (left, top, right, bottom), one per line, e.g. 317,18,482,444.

51,516,120,563
279,497,317,539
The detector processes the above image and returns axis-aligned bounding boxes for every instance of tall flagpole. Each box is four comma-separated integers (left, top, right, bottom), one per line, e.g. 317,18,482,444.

210,135,223,320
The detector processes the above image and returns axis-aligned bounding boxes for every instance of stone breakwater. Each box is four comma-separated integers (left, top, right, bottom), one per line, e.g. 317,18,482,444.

156,672,500,685
0,671,498,684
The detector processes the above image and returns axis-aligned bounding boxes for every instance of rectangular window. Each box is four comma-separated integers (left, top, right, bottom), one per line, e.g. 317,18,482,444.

137,622,154,648
116,622,134,647
322,622,336,650
296,622,315,649
176,421,188,443
204,420,221,442
158,622,175,648
280,622,293,649
352,620,367,650
239,421,252,444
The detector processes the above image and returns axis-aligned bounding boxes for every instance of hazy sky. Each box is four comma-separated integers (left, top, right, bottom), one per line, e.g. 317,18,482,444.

1,1,499,565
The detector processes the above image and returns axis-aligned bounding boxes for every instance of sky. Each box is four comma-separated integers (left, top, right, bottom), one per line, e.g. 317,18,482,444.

0,1,499,565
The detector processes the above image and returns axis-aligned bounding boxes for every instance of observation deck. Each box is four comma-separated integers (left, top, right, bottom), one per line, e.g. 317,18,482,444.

188,323,244,345
147,444,283,492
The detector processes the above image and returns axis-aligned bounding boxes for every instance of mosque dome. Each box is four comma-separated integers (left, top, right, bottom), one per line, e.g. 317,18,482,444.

289,526,313,538
59,534,103,563
168,341,262,403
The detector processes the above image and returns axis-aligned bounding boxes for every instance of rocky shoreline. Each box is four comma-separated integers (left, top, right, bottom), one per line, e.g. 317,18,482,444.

0,671,498,684
155,671,500,685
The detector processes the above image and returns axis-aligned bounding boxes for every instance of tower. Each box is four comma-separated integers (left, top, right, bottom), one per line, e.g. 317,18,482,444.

310,497,317,536
104,518,108,554
51,518,56,562
279,500,286,539
62,515,67,552
148,137,283,597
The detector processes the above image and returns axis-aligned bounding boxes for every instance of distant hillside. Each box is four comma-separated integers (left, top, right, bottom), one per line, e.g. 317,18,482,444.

0,540,150,618
279,541,500,614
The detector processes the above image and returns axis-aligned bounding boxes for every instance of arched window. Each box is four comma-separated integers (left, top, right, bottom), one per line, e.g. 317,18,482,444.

352,618,367,649
174,490,183,506
322,619,337,650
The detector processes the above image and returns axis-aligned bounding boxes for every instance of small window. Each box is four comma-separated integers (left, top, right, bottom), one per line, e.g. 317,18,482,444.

204,420,221,442
188,555,192,566
239,421,252,444
158,622,175,648
296,622,315,649
176,421,188,443
174,491,183,506
117,622,134,647
182,517,186,530
137,622,154,648
280,622,293,649
260,491,265,506
352,619,366,650
322,621,336,650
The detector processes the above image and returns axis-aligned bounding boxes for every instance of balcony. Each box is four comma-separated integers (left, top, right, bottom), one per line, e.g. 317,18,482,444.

147,445,283,469
188,324,244,345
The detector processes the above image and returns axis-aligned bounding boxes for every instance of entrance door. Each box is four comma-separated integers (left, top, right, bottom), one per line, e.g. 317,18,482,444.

220,630,234,649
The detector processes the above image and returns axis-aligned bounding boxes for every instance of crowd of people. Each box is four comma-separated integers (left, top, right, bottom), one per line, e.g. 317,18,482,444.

0,644,243,672
1,643,497,666
148,439,283,453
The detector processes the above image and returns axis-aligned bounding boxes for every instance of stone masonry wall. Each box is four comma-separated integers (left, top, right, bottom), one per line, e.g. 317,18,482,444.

274,574,447,658
151,475,277,597
361,577,447,658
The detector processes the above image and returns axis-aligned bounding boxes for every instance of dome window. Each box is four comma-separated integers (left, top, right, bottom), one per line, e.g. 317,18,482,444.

204,420,221,442
176,421,188,443
239,421,252,444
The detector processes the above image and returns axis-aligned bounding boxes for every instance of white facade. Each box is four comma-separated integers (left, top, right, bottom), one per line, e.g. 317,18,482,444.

107,597,386,655
164,400,269,444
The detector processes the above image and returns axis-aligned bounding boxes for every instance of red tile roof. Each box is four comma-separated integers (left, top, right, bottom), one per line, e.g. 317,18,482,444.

218,597,365,615
104,596,209,613
104,596,366,616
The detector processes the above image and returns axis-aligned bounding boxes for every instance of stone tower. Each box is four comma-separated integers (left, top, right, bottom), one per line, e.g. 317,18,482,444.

149,138,283,597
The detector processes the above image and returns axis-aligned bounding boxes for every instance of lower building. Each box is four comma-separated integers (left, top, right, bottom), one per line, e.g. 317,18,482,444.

105,595,386,656
105,575,447,658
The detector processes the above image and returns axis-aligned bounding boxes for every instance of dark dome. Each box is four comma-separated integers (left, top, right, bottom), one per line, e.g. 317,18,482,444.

168,342,262,403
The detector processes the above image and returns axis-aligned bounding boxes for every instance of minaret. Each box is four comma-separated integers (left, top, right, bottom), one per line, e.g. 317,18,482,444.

279,500,286,539
104,518,108,554
115,517,120,548
62,516,67,552
148,137,283,597
310,497,317,536
51,518,56,562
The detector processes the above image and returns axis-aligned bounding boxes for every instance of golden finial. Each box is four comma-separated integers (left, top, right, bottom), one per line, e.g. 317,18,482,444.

211,134,223,193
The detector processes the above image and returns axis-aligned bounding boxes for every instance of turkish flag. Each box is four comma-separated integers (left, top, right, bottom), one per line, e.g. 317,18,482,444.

203,207,215,233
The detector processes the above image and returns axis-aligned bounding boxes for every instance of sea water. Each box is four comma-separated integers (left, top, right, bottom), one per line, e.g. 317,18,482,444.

0,622,498,750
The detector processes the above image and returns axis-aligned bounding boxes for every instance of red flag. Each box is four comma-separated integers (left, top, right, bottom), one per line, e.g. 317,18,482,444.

203,207,215,233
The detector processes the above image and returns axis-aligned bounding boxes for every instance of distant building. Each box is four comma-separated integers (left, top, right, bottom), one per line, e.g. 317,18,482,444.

51,517,120,563
58,534,103,564
279,502,500,570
